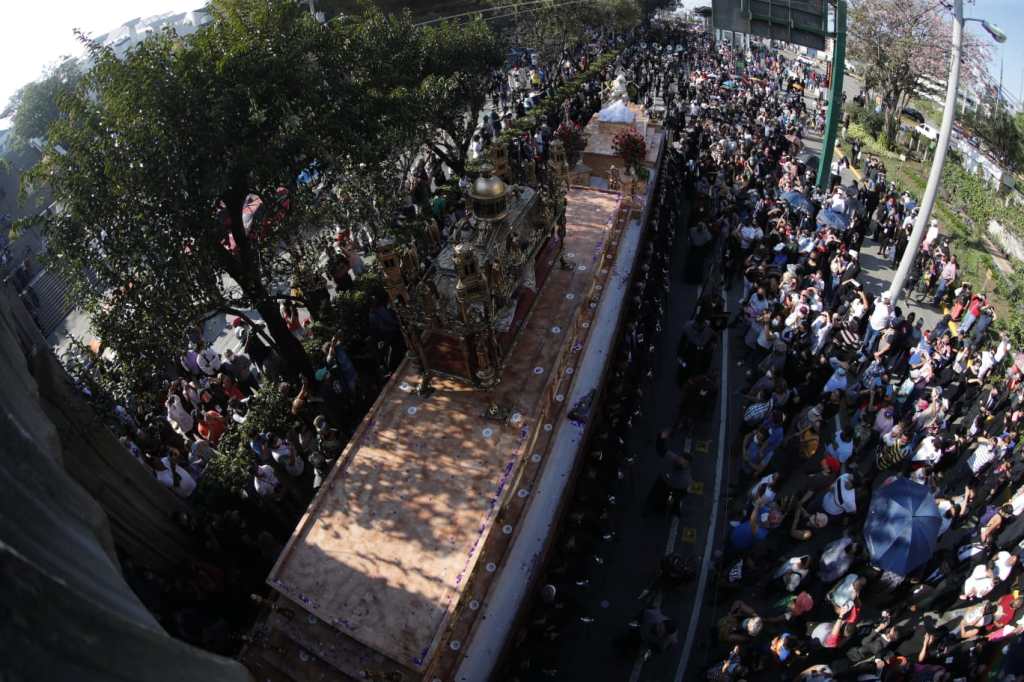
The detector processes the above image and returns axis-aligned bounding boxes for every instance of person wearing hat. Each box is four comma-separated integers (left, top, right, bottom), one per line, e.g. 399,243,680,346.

639,605,679,654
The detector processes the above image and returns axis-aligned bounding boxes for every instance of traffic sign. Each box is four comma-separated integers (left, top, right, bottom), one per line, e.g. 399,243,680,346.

712,0,828,51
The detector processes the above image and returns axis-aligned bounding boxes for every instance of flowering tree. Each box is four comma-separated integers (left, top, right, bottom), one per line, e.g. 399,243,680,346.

847,0,993,148
612,128,647,174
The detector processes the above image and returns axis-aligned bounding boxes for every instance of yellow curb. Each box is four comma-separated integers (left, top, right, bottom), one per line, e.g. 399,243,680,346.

833,146,863,181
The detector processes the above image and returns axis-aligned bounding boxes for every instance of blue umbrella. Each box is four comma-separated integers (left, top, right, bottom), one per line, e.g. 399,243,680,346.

864,477,941,576
780,190,814,214
816,208,850,232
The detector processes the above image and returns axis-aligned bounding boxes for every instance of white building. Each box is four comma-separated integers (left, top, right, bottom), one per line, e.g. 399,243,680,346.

951,133,1015,192
91,9,212,61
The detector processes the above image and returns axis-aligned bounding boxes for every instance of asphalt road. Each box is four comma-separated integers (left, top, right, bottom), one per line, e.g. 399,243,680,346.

508,196,733,682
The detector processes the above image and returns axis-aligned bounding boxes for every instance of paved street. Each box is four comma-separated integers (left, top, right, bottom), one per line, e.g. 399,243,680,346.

511,193,734,682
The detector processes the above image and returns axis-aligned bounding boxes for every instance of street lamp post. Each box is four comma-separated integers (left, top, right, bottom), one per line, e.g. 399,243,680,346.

817,0,847,192
887,0,1006,303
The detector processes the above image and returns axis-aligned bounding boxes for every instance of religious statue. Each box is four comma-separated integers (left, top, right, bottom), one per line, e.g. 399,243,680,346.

608,164,622,192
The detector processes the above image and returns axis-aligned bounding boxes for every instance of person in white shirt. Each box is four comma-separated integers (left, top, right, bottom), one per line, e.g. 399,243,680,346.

825,428,855,471
823,361,849,395
960,564,996,601
994,551,1018,582
737,223,763,251
165,394,194,437
272,438,305,477
196,344,222,377
827,573,864,613
810,311,833,355
922,218,939,251
773,555,812,592
912,435,943,467
828,190,847,215
821,474,857,516
750,473,780,506
995,333,1012,365
254,463,280,497
967,438,999,475
862,293,892,353
935,498,957,535
153,455,196,498
976,349,995,383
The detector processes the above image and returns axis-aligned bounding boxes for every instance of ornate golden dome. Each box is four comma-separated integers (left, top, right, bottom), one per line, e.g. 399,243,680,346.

468,164,510,221
470,166,508,200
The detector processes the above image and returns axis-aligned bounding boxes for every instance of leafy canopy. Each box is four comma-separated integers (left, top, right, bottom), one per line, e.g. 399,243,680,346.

847,0,992,148
33,0,510,397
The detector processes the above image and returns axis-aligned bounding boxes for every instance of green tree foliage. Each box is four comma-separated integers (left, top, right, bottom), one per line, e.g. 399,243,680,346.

30,1,446,397
960,98,1024,172
495,0,640,66
34,1,364,390
5,60,81,150
418,17,505,176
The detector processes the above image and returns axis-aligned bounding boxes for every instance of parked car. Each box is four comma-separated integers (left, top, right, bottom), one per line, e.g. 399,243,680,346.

902,106,926,124
915,123,939,141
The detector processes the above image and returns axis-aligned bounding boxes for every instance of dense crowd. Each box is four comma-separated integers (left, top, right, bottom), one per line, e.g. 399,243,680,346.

665,28,1024,682
52,15,1024,678
494,22,1024,682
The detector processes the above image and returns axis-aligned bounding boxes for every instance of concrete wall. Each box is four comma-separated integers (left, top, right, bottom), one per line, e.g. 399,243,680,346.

0,286,254,682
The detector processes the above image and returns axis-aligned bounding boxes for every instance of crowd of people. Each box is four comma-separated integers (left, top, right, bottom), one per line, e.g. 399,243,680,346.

469,18,1024,682
661,27,1024,682
47,12,1024,679
62,22,643,661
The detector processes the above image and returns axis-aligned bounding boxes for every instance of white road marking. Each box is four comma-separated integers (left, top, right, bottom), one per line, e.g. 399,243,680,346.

674,291,729,682
665,514,681,556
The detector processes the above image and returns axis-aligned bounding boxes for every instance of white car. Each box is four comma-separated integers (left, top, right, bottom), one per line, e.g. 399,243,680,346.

915,123,939,141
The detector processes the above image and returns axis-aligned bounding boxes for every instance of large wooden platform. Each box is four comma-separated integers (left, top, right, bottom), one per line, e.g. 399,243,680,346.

264,187,624,677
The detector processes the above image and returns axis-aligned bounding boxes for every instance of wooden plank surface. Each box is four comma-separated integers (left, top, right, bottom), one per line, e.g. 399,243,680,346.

267,188,621,673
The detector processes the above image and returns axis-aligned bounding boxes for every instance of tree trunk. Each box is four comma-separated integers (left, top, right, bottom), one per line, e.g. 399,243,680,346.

255,295,314,383
883,107,898,149
220,182,314,384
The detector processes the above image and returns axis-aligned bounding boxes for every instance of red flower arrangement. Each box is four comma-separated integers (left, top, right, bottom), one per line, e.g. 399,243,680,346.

612,128,647,174
555,121,587,164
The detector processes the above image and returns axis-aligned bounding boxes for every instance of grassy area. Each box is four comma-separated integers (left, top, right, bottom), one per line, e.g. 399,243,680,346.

842,121,1024,342
909,97,942,124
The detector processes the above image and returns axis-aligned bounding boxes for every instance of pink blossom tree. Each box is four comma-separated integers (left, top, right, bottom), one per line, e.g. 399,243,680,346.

847,0,994,148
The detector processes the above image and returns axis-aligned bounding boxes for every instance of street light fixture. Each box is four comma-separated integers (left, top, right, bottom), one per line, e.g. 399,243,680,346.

980,20,1007,44
886,0,1008,303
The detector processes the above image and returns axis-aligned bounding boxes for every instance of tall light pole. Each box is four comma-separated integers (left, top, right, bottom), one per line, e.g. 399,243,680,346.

817,0,847,192
887,0,1006,303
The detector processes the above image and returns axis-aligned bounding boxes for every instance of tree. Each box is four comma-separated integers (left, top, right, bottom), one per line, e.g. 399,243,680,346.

31,0,421,394
847,0,992,149
494,0,640,67
418,17,505,177
960,92,1024,171
5,60,81,150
